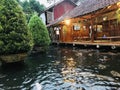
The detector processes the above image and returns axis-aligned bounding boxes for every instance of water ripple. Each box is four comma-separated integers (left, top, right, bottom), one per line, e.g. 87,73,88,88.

0,47,120,90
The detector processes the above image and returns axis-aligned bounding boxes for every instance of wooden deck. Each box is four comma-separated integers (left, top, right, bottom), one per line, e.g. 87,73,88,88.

52,40,120,49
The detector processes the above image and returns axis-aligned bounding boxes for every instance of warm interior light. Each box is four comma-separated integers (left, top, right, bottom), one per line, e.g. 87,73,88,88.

107,5,111,9
103,17,107,21
64,19,71,25
116,8,120,22
117,2,120,8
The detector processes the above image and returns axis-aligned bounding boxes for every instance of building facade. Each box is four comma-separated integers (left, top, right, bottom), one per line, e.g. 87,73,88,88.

40,0,76,25
48,0,120,44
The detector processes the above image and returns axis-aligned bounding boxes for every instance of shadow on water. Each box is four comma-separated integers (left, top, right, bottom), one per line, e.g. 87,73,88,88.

0,62,26,73
0,46,120,90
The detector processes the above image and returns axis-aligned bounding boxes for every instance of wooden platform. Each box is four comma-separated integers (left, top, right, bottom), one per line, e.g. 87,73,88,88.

52,40,120,49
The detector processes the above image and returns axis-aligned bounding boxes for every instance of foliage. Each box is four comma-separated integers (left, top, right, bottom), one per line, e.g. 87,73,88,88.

28,14,51,50
0,0,33,55
17,0,45,22
29,0,45,15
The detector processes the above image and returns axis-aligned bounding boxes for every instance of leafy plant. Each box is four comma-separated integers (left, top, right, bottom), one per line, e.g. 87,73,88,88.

28,14,51,51
0,0,33,55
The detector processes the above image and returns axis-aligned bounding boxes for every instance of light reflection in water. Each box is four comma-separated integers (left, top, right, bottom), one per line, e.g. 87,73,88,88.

0,46,120,90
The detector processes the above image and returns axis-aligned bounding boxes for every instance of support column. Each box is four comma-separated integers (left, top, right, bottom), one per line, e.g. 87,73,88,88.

91,18,94,42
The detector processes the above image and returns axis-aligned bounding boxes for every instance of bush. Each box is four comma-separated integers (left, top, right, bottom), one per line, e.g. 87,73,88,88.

0,0,33,55
28,14,51,51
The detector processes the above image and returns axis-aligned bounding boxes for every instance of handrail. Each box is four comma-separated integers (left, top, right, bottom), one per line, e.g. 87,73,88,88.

97,36,120,42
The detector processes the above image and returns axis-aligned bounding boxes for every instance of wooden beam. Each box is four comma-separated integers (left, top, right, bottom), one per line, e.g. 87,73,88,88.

90,14,94,43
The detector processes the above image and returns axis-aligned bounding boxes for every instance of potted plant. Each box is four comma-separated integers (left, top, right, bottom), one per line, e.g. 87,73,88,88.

28,14,51,53
0,0,33,63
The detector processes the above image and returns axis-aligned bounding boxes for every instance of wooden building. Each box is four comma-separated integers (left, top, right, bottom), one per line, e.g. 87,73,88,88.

40,0,76,42
40,0,76,25
48,0,120,45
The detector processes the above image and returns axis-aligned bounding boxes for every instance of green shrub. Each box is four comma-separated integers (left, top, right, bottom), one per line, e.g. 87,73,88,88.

0,0,33,55
28,14,51,50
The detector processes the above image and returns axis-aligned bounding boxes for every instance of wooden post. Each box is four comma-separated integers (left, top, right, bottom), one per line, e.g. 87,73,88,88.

95,18,98,40
91,17,94,42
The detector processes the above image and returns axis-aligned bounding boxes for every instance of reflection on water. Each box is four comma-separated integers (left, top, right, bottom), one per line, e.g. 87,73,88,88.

0,46,120,90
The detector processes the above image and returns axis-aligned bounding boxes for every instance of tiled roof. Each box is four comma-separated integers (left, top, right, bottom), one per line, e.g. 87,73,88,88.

47,0,120,27
70,0,120,18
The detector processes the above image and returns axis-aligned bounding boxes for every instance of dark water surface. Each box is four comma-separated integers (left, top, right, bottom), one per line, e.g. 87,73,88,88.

0,46,120,90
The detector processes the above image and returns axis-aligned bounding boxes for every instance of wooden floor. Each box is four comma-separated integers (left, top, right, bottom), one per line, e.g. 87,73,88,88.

52,40,120,49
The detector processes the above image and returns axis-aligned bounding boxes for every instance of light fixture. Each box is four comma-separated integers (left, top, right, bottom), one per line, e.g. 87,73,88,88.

107,5,111,9
117,2,120,8
116,8,120,22
96,45,100,48
64,19,71,25
103,16,107,21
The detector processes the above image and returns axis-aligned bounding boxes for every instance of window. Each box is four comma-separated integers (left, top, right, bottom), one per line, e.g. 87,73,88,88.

73,24,80,30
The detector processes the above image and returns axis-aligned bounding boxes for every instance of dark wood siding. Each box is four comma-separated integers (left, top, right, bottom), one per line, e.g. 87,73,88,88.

54,1,75,20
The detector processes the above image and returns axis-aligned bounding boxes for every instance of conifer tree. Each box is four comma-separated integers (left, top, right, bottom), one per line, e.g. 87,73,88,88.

28,14,51,51
0,0,33,55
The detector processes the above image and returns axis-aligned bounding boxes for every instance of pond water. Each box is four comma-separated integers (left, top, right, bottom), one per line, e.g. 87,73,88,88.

0,46,120,90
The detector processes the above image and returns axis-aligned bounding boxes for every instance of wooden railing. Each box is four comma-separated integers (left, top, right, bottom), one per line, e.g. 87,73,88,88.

97,36,120,42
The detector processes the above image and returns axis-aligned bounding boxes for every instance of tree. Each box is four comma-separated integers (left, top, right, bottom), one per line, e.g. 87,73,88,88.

0,0,33,55
17,0,45,15
16,0,45,22
28,14,51,52
29,0,45,15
